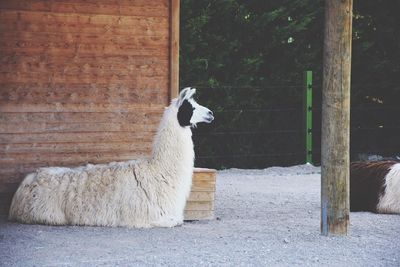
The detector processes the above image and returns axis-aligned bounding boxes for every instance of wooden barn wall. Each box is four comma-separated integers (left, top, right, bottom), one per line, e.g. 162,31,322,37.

0,0,176,214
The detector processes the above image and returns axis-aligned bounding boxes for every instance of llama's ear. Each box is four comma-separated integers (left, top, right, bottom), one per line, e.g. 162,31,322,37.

185,88,196,100
177,87,196,106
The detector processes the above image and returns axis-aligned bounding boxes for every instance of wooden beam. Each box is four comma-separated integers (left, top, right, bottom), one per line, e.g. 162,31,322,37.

321,0,353,236
169,0,180,101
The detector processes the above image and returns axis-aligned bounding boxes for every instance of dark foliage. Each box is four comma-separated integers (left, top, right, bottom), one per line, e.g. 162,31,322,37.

180,0,400,169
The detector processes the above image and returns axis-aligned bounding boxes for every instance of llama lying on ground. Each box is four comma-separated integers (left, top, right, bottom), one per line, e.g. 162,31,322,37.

9,87,214,228
351,161,400,214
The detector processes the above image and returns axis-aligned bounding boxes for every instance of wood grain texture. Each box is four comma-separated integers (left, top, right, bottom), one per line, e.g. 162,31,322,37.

184,168,216,221
0,131,156,144
0,0,174,215
169,0,179,100
321,0,353,236
0,1,169,17
184,210,214,221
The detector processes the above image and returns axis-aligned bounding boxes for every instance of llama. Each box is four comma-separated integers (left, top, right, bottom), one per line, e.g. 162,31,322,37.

351,161,400,214
8,87,214,228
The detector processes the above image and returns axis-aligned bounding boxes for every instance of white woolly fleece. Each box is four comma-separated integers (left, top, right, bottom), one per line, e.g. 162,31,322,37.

377,163,400,214
8,100,195,228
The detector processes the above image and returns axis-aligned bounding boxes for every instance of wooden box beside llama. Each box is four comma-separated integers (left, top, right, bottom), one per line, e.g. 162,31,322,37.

184,168,216,220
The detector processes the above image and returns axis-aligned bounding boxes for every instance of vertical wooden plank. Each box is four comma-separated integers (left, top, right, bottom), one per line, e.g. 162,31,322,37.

169,0,180,100
321,0,353,236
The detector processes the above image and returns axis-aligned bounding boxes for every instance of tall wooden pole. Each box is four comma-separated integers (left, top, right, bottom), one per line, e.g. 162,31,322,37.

169,0,180,100
321,0,353,235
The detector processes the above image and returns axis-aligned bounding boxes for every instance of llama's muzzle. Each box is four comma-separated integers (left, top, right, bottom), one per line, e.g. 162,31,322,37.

205,110,214,123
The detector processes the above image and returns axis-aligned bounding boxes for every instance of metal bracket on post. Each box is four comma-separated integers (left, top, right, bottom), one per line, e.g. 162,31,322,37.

304,70,313,164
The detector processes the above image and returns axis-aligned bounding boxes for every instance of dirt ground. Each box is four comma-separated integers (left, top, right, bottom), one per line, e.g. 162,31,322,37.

1,164,399,266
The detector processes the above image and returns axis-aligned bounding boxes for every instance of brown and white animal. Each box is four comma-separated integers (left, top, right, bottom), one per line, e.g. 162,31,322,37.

8,87,214,228
351,161,400,213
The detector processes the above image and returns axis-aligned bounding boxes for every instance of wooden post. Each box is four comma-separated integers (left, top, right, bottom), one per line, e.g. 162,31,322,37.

169,0,180,100
321,0,353,235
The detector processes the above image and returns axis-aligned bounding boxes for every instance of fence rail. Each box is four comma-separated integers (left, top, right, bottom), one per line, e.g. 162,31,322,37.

192,73,400,169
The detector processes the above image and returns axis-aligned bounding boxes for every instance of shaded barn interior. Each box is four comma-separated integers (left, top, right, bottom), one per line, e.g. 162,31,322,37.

0,0,178,214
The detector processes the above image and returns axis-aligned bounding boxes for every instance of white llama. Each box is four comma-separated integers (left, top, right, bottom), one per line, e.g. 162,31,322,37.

8,87,214,228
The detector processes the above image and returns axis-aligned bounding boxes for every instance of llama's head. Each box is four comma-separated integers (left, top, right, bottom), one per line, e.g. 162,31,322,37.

176,87,214,127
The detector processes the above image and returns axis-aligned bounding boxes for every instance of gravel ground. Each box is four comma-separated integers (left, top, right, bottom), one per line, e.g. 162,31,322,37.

1,164,399,267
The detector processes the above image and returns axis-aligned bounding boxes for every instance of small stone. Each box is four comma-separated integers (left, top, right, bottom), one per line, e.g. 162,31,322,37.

284,238,290,244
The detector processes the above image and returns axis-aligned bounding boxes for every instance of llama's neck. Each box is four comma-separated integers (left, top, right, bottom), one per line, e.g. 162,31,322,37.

150,106,195,178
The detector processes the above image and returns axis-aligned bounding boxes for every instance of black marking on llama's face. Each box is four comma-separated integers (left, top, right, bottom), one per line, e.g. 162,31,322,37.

350,161,394,212
177,99,194,127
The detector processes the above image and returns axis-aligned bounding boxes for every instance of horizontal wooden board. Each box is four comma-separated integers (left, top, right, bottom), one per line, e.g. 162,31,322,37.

0,41,169,58
1,31,169,47
0,0,168,8
0,59,168,79
184,210,214,221
59,0,168,7
1,65,167,80
0,121,160,134
193,174,217,181
0,111,163,124
0,103,165,113
192,184,215,192
0,23,167,38
0,88,141,104
187,191,215,202
0,86,168,106
0,141,153,154
0,9,169,27
184,201,214,211
0,53,169,64
0,1,169,17
0,151,150,166
0,74,168,90
0,108,164,133
0,131,156,144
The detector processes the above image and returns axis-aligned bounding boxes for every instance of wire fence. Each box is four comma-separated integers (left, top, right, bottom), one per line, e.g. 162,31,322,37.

192,84,305,169
192,83,400,169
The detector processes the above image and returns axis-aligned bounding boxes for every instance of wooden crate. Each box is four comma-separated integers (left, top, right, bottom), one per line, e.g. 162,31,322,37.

184,168,216,220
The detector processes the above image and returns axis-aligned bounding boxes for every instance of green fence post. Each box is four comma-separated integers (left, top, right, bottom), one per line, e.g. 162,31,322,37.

304,71,313,164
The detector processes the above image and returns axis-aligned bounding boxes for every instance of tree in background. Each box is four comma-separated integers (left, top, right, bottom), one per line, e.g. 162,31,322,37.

180,0,324,88
181,0,400,90
180,0,400,168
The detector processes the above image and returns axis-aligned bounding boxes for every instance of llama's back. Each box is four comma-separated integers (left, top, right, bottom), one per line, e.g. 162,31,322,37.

9,169,69,224
8,162,138,226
